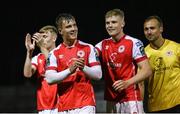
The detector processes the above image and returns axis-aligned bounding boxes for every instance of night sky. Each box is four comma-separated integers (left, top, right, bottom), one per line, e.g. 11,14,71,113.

0,0,179,112
1,0,179,85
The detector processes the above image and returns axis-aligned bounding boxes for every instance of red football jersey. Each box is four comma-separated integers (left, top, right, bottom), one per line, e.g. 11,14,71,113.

95,35,147,102
46,40,100,111
32,53,58,111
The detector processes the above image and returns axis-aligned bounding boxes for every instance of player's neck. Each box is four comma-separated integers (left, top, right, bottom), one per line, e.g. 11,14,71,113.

63,39,77,47
112,32,125,42
48,45,56,51
150,36,165,49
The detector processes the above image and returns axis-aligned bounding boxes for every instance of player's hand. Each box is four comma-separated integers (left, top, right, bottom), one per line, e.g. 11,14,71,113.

69,62,78,73
69,58,85,73
32,32,44,48
75,58,85,70
112,80,130,92
25,33,35,52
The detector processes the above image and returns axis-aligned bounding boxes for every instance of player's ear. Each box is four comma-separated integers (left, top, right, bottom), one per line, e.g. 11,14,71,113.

121,21,125,27
160,26,163,33
53,36,57,42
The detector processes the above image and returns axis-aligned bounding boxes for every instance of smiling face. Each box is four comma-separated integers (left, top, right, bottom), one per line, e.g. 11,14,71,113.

105,9,125,40
60,19,78,42
105,15,124,38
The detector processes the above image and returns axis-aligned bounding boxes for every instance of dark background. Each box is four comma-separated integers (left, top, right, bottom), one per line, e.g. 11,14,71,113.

0,0,179,113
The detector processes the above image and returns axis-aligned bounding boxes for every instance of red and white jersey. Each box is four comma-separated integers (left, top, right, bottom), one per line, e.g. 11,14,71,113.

95,35,147,102
46,40,100,111
32,53,58,111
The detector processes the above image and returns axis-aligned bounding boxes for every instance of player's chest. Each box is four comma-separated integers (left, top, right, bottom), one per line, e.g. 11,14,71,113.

102,43,132,60
56,48,88,66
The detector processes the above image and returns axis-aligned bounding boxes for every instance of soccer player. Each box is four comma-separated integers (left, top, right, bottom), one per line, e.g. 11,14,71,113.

95,9,152,113
23,25,58,114
144,15,180,112
44,13,102,114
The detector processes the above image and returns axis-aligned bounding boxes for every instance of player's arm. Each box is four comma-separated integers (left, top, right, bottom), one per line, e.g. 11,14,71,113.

130,59,152,85
45,58,102,84
83,65,102,80
138,81,144,100
76,45,102,80
113,59,152,92
75,58,102,80
45,70,71,84
137,67,145,100
23,52,37,77
23,33,36,77
45,62,78,84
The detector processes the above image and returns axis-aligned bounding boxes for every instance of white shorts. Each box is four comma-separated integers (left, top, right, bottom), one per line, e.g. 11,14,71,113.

38,108,58,114
58,106,95,114
106,101,144,113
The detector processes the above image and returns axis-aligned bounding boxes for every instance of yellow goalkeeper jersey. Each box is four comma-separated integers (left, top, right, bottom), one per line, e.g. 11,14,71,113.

145,39,180,112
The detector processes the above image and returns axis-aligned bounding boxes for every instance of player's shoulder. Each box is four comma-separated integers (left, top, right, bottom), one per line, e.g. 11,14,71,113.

78,40,94,47
144,44,151,51
166,39,179,46
103,37,112,42
125,35,142,42
97,37,112,44
125,35,144,47
32,53,42,61
33,53,41,58
51,44,63,52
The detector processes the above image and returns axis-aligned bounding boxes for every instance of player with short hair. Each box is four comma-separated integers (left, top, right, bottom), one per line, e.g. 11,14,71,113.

24,25,58,114
44,13,102,114
144,15,180,113
95,9,152,113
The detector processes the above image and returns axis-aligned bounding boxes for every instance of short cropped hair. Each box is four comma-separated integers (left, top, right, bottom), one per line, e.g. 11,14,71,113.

144,15,163,27
39,25,58,35
105,9,124,19
55,13,75,30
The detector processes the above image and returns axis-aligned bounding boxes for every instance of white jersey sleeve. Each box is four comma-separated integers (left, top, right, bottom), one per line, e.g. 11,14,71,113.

46,51,57,70
132,39,146,61
88,44,100,64
31,54,39,68
95,41,102,52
